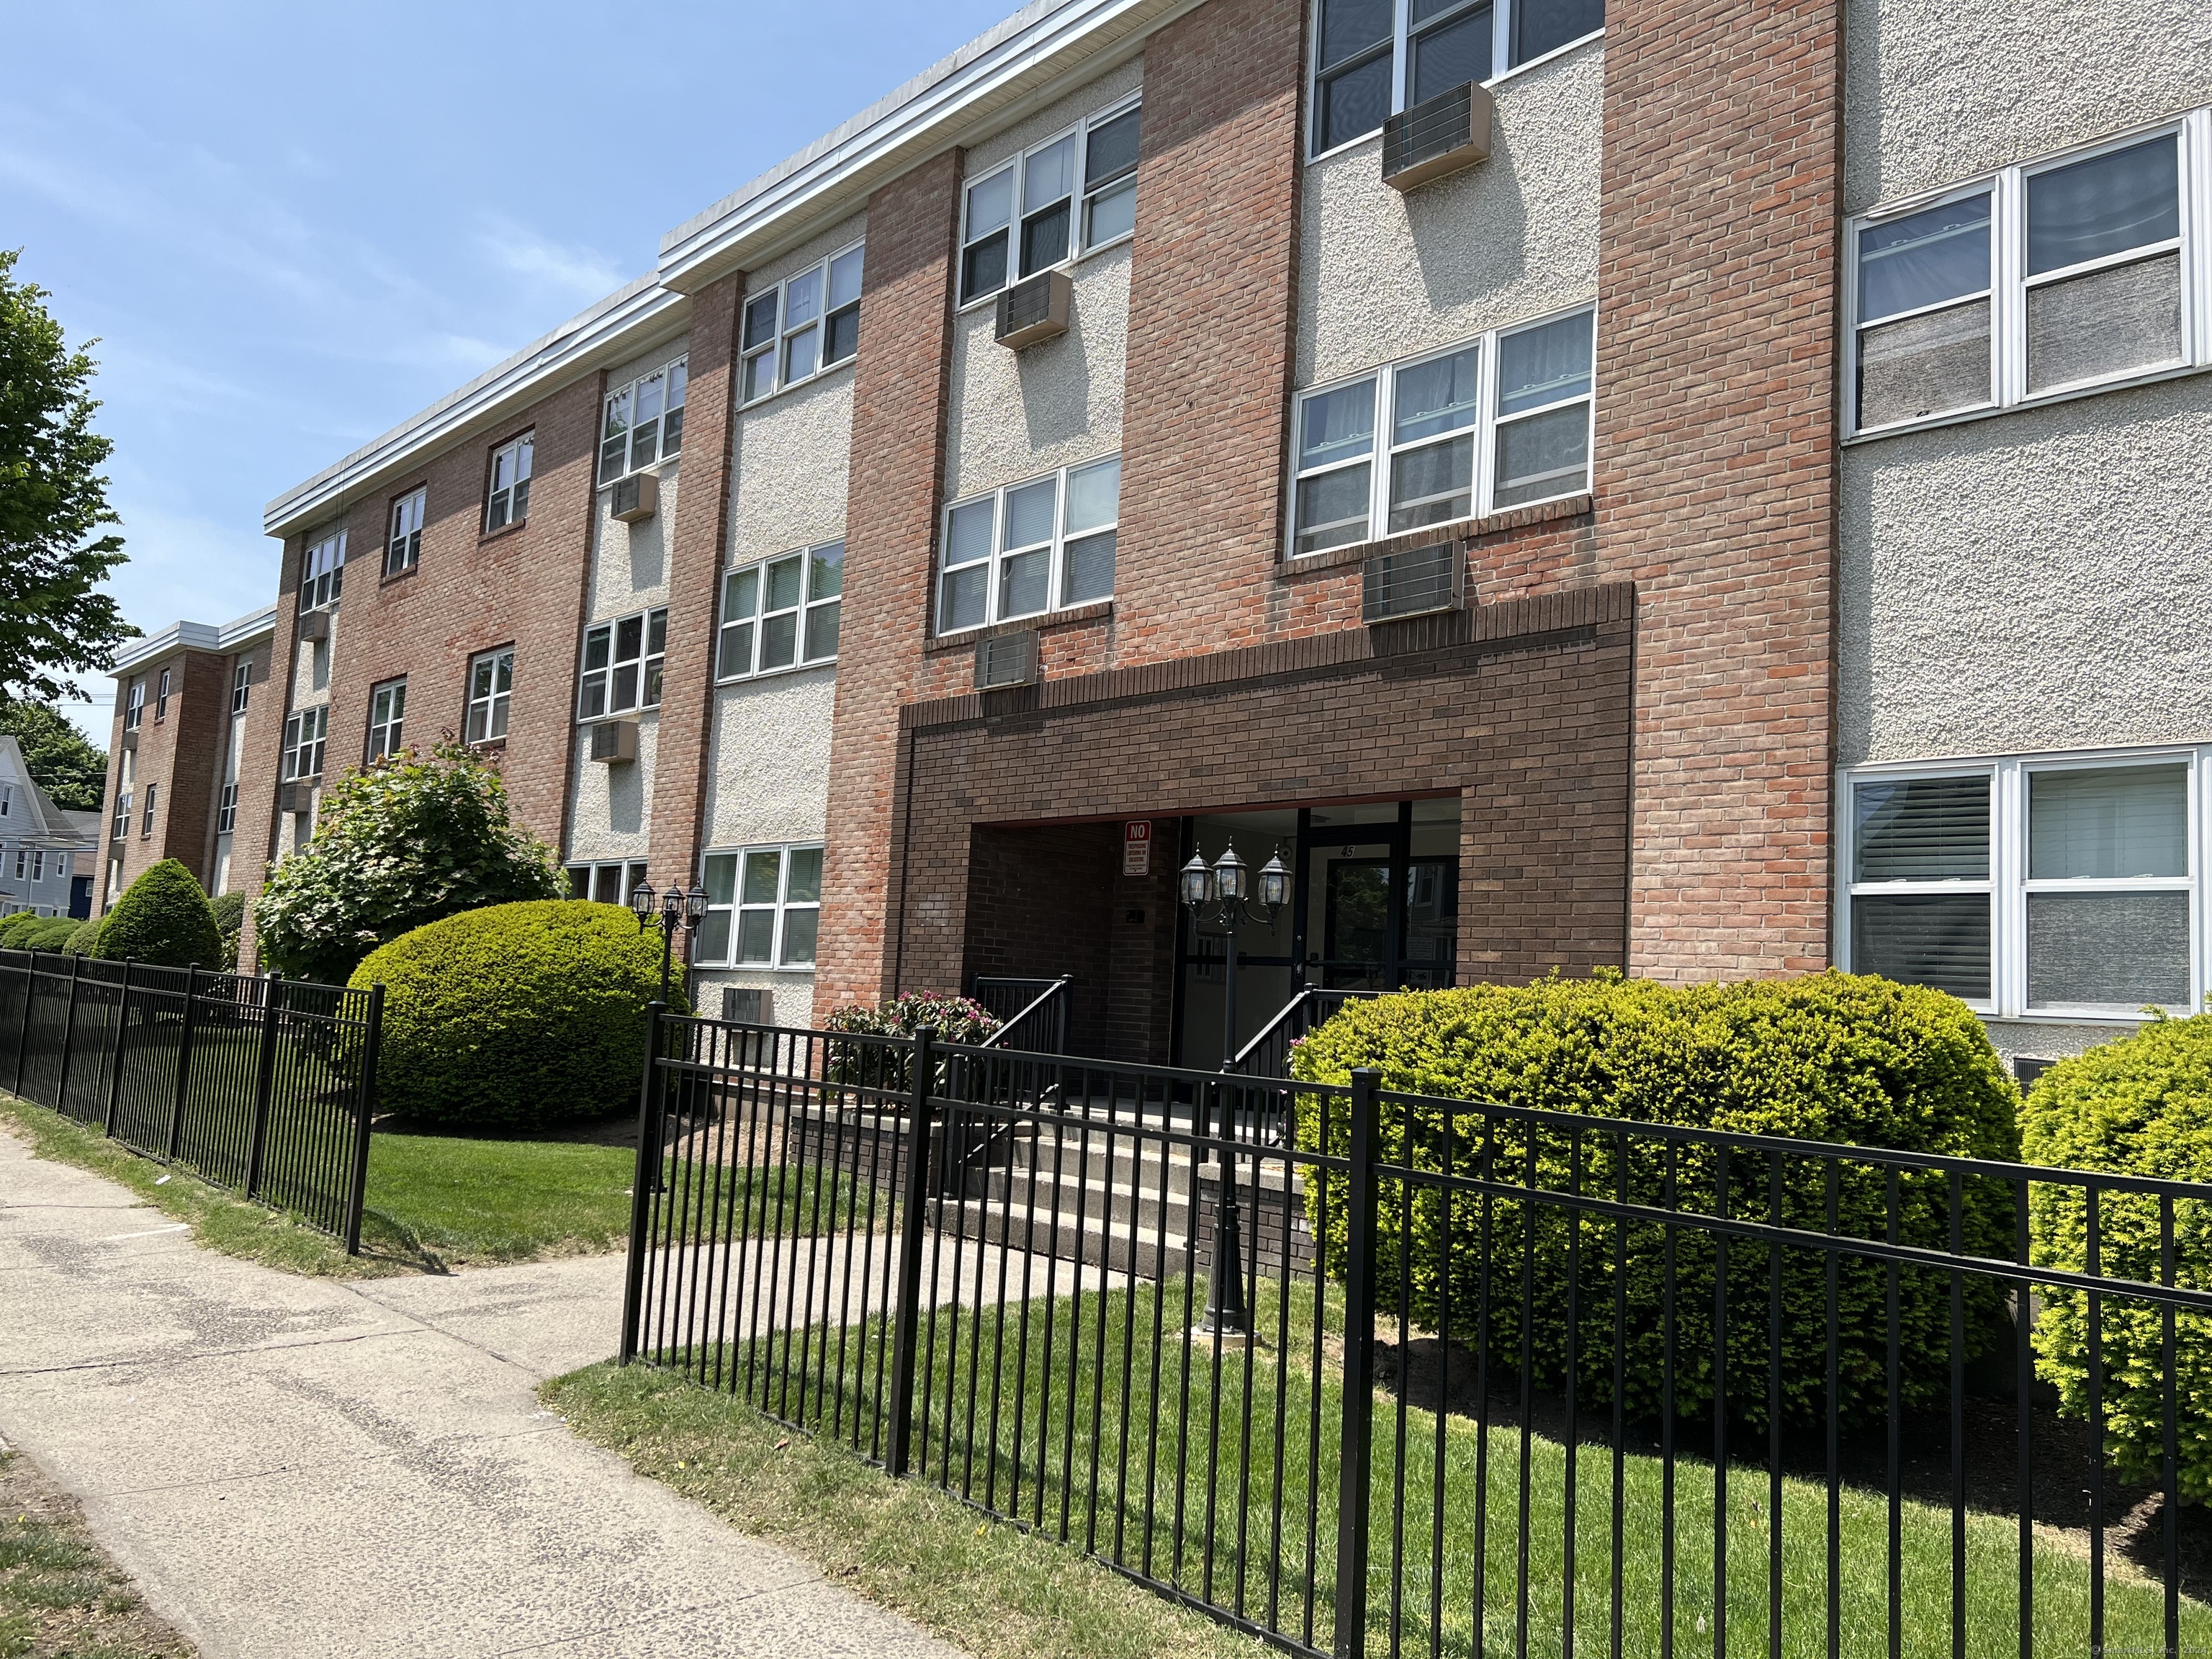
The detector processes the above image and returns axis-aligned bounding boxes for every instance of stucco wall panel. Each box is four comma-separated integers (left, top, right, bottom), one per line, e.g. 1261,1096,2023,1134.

1839,377,2212,766
565,714,659,862
589,469,676,618
1298,38,1603,387
730,376,855,562
702,669,835,850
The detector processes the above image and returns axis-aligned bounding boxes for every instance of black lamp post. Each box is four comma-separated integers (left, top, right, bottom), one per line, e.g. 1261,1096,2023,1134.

631,878,710,1005
1178,840,1289,1337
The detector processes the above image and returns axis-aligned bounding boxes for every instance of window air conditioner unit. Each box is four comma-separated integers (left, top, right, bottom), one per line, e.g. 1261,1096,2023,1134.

611,472,658,523
1362,540,1464,624
118,729,139,752
279,781,316,814
1381,79,1494,192
721,986,769,1024
588,719,639,763
974,631,1040,690
996,271,1072,351
297,608,330,643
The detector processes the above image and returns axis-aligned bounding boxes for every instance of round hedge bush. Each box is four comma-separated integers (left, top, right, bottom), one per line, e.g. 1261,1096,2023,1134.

16,916,81,950
351,899,685,1130
62,917,102,956
93,859,222,968
2023,1015,2212,1499
1291,969,2020,1431
0,912,46,948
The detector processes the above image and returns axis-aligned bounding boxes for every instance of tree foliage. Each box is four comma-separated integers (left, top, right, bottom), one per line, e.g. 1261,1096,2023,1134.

0,698,107,810
253,741,563,984
0,249,132,703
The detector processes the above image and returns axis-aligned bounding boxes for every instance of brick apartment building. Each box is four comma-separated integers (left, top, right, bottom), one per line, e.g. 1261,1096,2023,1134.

101,0,2212,1071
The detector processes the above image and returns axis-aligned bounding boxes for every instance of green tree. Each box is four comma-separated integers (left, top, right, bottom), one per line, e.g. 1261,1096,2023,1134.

92,859,222,969
0,698,107,810
253,741,563,984
0,249,133,704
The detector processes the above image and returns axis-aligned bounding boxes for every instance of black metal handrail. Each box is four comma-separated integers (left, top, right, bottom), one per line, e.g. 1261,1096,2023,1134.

975,974,1071,1053
1226,984,1372,1077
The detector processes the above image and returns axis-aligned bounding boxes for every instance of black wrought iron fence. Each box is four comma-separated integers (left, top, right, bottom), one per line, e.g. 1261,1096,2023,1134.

0,948,384,1247
621,1012,2212,1659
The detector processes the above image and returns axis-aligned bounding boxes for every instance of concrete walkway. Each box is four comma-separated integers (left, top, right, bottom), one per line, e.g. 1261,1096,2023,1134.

0,1123,963,1659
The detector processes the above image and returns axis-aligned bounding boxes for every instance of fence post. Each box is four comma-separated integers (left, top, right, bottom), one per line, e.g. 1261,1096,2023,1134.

54,953,83,1112
886,1025,938,1478
1332,1067,1382,1659
12,950,35,1096
243,974,282,1200
619,1002,667,1366
102,960,135,1138
343,984,384,1255
163,964,200,1160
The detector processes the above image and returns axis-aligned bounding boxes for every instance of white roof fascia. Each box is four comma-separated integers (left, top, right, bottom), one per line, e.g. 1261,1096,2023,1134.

264,276,688,539
109,604,279,679
657,0,1188,294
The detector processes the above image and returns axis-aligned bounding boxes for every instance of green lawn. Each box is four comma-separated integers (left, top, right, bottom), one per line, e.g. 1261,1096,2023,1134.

362,1132,637,1265
631,1272,2211,1659
0,1445,194,1659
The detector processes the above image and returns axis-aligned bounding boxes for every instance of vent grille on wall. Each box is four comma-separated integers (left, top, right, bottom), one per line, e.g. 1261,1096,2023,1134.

974,631,1040,690
1381,80,1494,192
996,271,1072,350
721,986,769,1024
1361,541,1464,624
611,472,658,523
587,719,639,763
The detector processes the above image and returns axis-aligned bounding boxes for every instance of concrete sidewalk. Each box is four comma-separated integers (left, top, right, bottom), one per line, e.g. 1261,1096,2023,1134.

0,1123,963,1659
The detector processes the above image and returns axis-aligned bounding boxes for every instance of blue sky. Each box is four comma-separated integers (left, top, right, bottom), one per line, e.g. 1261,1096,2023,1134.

5,0,1013,737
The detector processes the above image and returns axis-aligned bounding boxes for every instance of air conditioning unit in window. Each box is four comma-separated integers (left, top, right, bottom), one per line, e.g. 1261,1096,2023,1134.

611,472,658,523
1381,80,1494,192
996,271,1072,351
588,720,639,764
117,729,139,753
279,781,316,814
296,609,331,643
975,631,1040,691
1362,540,1464,624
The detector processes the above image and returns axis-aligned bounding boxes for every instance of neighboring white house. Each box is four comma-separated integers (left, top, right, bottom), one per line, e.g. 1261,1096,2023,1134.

0,737,98,920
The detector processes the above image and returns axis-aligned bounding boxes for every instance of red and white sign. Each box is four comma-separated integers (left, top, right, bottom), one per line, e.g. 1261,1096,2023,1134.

1122,820,1152,876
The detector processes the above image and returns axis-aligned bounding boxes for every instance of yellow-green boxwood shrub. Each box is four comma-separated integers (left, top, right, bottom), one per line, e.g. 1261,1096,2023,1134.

352,899,686,1130
2023,1015,2212,1499
1290,970,2020,1430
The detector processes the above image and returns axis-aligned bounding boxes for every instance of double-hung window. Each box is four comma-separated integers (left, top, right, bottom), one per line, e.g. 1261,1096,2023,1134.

579,608,667,718
938,457,1120,634
122,680,144,732
367,679,407,761
718,544,842,678
232,662,252,714
959,99,1142,307
1842,750,2205,1018
301,528,345,609
1292,307,1591,554
567,858,650,906
30,851,43,883
111,793,130,845
467,648,513,744
598,359,688,484
1310,0,1604,157
386,487,426,576
485,433,533,531
140,784,157,838
281,707,328,781
696,845,823,968
1850,115,2208,436
154,668,172,721
741,246,863,405
216,783,238,836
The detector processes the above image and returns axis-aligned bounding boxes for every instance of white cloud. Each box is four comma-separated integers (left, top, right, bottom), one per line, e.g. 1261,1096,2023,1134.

475,216,626,304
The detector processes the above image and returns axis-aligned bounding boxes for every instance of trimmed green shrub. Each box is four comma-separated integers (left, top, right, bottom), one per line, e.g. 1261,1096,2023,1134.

353,899,683,1130
256,740,564,985
62,917,102,955
16,916,80,950
1291,970,2020,1431
89,860,221,968
2023,1015,2212,1499
0,912,45,948
210,890,246,973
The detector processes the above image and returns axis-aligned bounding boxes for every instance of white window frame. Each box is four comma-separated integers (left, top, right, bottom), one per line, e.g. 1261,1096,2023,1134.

154,667,172,722
958,95,1143,310
231,662,252,715
598,357,689,485
216,783,238,836
485,433,534,531
122,679,144,732
567,858,651,907
29,850,42,883
140,782,158,839
466,648,513,745
301,526,346,610
739,243,865,407
1289,305,1594,557
367,678,407,762
935,457,1121,637
386,487,426,577
696,843,824,971
1846,109,2212,441
717,544,843,679
1307,0,1604,162
1837,745,2208,1023
281,707,328,781
578,607,668,720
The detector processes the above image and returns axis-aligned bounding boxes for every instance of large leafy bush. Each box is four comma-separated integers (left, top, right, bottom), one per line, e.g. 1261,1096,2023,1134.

352,899,680,1130
256,741,562,984
91,859,222,968
2023,1015,2212,1498
1291,971,2020,1430
209,891,246,973
823,991,1000,1044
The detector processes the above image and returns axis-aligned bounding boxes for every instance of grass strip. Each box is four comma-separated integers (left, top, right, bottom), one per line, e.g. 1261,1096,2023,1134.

0,1439,194,1659
542,1360,1265,1659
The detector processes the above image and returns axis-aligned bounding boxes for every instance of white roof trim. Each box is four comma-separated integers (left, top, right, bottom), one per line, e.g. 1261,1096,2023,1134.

109,604,279,678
